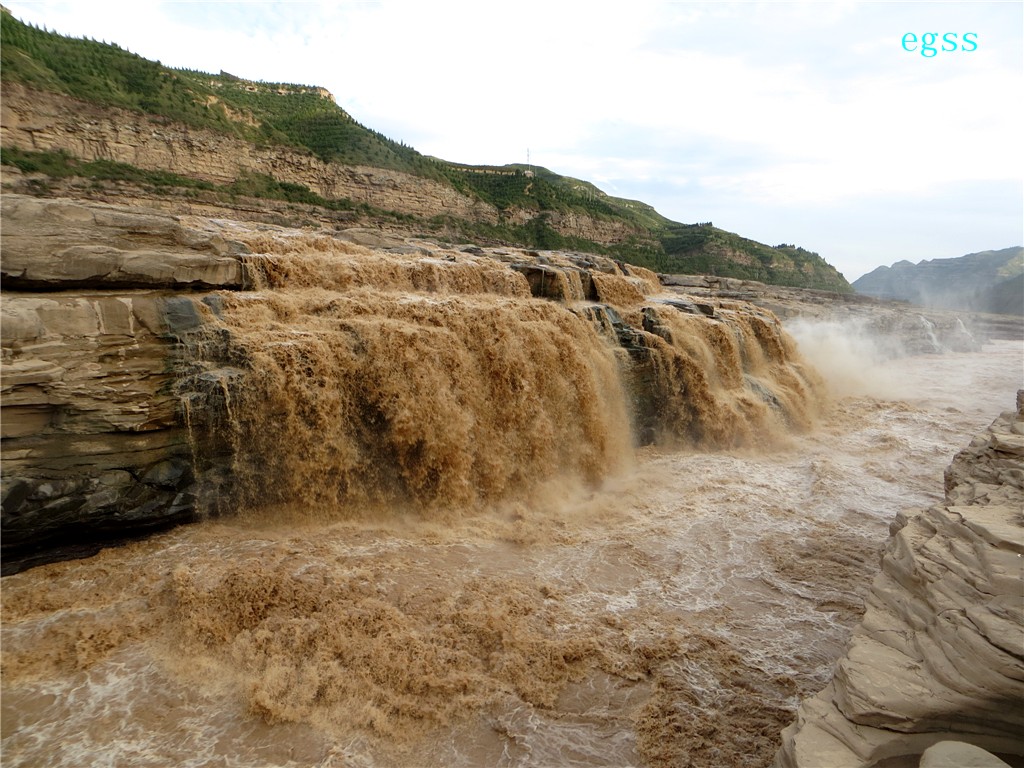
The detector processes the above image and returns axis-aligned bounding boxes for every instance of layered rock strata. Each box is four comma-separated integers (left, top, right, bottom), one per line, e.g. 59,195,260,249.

1,193,818,573
0,83,494,224
1,194,249,290
1,83,645,247
0,196,249,572
776,392,1024,767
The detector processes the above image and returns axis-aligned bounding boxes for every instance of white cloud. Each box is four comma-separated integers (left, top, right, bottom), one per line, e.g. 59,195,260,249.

4,0,1021,279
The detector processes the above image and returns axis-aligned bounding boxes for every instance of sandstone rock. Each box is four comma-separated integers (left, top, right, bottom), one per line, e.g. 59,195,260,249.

654,297,716,317
0,289,211,572
776,394,1024,768
512,263,587,301
0,204,229,570
335,227,410,249
1,83,651,250
2,82,495,224
919,741,1012,768
1,195,247,290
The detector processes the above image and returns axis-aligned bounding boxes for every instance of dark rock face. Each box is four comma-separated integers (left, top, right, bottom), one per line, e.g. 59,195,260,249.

852,247,1024,316
0,195,251,573
1,462,197,575
0,288,204,574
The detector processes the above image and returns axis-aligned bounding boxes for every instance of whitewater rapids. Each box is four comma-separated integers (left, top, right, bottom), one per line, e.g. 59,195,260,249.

2,340,1021,768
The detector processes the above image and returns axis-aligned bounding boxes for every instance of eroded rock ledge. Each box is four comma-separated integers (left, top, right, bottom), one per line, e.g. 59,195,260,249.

0,196,248,572
1,194,819,573
1,191,1011,581
776,393,1024,768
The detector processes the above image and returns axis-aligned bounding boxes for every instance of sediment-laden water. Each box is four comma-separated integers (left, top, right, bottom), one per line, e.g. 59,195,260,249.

3,337,1020,768
169,232,820,524
3,229,1021,767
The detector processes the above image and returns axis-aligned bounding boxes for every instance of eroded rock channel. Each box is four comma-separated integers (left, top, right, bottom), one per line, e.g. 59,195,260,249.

1,193,820,570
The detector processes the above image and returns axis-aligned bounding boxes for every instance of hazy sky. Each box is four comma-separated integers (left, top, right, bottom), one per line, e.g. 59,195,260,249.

6,1,1022,281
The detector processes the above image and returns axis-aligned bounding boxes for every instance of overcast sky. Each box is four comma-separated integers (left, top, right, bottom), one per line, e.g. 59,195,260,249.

6,0,1022,281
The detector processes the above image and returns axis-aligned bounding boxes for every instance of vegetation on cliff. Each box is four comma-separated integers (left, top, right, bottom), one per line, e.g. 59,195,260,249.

0,146,362,212
0,10,851,292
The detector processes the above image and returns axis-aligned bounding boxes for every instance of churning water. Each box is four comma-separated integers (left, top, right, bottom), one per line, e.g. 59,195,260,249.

2,228,1021,768
3,337,1020,768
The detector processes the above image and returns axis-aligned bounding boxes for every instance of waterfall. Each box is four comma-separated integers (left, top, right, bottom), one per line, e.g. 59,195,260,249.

918,314,942,353
176,231,823,519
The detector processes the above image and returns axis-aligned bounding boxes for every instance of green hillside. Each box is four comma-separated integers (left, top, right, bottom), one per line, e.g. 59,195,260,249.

0,10,851,292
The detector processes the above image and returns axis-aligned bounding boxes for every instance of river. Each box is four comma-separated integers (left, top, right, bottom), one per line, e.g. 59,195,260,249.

2,338,1021,768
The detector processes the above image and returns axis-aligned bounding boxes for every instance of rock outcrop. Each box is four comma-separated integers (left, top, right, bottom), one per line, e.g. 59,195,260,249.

0,195,251,572
0,83,647,248
1,193,822,574
919,741,1012,768
776,392,1024,767
0,194,249,290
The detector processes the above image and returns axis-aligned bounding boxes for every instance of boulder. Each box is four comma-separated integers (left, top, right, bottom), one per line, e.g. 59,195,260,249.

919,741,1011,768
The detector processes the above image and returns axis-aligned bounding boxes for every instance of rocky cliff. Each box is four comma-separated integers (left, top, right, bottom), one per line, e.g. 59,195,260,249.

0,82,645,249
853,248,1024,316
1,193,825,573
776,393,1024,767
0,195,250,571
0,82,498,224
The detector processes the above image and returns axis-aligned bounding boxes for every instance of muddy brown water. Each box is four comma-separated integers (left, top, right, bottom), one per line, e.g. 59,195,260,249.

3,263,1021,768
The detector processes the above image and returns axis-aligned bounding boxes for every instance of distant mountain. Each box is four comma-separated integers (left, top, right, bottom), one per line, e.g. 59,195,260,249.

852,247,1024,316
0,10,851,293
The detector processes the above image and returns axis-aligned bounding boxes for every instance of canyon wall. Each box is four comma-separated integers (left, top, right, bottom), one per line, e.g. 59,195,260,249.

0,195,249,571
0,83,495,223
776,393,1024,768
0,83,646,247
0,193,820,572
